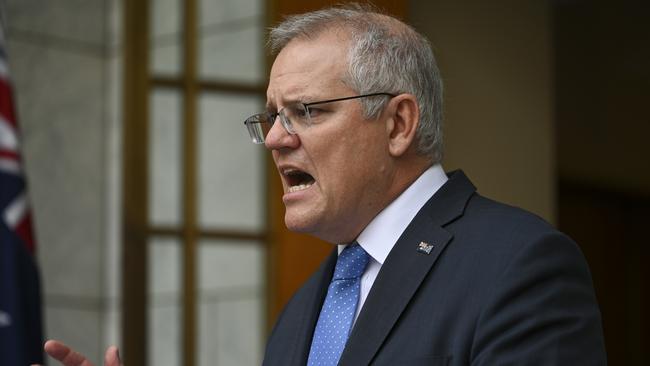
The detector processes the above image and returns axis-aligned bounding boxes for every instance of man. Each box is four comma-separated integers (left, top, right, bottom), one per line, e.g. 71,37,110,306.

255,4,606,366
41,4,606,366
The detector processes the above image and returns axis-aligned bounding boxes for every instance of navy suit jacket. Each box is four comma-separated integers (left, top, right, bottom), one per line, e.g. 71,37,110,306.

263,171,606,365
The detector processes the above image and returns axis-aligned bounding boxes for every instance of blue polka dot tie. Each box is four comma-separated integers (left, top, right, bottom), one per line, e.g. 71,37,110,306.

307,243,370,366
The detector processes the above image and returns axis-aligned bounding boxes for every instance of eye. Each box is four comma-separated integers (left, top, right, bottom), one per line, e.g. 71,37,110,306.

306,106,325,118
283,104,309,120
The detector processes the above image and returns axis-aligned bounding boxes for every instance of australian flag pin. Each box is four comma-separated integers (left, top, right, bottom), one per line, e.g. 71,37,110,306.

417,241,434,254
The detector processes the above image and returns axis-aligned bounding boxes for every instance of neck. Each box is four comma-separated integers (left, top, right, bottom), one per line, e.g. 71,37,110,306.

388,156,433,201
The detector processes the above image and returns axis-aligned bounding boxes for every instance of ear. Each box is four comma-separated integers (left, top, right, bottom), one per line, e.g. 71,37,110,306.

385,94,420,157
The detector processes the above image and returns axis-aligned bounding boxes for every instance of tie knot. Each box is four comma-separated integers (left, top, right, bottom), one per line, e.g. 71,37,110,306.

333,243,370,281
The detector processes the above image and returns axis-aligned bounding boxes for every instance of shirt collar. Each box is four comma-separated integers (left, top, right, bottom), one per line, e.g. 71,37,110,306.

338,164,448,263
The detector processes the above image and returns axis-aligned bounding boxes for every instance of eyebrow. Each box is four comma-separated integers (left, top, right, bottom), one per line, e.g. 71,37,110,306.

266,93,318,110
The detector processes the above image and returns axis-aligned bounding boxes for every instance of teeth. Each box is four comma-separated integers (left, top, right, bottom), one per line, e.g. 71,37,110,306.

282,168,299,175
288,183,313,193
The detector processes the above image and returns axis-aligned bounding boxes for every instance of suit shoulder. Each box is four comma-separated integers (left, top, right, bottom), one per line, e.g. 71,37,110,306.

462,193,561,237
445,192,586,266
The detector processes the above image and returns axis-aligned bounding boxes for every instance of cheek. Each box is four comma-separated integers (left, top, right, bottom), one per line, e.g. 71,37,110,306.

308,117,387,192
350,129,388,169
271,151,280,165
324,143,383,196
307,126,351,175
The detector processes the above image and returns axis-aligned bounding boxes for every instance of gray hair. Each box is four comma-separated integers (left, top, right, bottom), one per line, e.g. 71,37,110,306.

269,4,444,163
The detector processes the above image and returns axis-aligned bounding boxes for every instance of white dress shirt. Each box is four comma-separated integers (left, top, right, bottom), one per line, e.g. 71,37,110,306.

338,164,448,322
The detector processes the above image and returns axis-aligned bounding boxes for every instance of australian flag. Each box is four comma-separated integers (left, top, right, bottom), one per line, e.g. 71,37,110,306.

0,26,44,365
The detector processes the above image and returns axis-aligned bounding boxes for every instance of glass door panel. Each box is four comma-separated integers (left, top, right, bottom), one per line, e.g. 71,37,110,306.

197,239,265,366
198,0,265,83
151,0,182,76
142,0,267,365
148,88,183,227
197,92,265,231
148,237,182,366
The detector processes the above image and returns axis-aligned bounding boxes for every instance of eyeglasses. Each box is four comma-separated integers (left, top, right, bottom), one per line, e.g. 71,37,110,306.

244,92,395,144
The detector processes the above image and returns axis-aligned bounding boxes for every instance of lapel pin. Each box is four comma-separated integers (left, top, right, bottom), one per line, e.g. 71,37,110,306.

417,241,434,255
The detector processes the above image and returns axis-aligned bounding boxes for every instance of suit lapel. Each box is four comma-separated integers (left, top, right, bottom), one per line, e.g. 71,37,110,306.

339,170,476,365
288,248,337,366
339,217,452,365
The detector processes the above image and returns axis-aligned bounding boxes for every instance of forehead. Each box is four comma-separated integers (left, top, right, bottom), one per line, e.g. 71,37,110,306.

267,30,353,106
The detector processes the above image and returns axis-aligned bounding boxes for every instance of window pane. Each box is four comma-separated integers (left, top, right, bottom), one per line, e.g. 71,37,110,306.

198,0,264,83
199,23,264,84
197,240,264,366
149,88,182,226
198,92,265,231
199,0,261,22
148,238,182,366
151,0,181,76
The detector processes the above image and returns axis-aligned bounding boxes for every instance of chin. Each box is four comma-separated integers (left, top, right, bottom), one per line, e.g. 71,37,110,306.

286,218,355,245
283,212,335,242
284,212,317,234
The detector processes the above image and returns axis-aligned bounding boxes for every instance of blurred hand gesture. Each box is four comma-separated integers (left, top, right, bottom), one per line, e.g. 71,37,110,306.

31,339,123,366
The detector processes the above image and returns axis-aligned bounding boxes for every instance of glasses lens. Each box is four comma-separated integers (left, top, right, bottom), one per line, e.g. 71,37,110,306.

281,103,310,133
245,114,272,144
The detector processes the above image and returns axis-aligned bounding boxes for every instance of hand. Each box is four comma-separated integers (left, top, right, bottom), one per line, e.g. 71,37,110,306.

31,339,123,366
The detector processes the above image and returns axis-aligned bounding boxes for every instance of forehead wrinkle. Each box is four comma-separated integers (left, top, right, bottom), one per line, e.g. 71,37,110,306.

267,76,350,109
266,84,308,110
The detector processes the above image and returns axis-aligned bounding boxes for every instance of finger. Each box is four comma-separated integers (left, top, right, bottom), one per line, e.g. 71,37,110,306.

44,340,95,366
104,346,123,366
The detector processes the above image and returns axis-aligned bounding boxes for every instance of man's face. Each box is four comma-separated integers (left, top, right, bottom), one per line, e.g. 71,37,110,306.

265,30,394,244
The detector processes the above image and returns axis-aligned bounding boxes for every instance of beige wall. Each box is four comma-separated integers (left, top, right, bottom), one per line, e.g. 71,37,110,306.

409,0,555,222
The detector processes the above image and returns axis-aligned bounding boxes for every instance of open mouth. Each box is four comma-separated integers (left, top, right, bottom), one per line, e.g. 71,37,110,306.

283,168,316,193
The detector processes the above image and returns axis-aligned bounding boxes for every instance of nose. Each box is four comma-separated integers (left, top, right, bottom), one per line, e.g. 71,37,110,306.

264,116,300,150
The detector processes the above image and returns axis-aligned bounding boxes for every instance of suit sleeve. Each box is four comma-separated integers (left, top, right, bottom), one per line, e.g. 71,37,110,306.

470,231,607,365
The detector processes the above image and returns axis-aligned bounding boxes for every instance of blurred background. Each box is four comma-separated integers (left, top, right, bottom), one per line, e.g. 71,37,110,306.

2,0,648,365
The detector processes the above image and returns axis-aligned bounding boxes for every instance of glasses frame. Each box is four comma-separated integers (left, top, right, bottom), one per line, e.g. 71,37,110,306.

244,92,396,144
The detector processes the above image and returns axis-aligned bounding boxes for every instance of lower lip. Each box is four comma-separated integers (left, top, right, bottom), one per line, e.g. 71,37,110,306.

283,183,315,203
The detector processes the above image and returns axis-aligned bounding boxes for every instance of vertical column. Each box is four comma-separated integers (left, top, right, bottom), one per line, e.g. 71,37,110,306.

181,0,198,365
122,0,150,364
